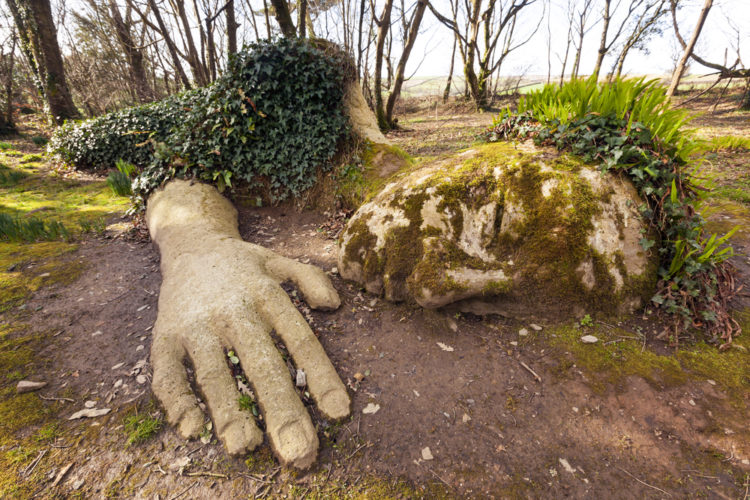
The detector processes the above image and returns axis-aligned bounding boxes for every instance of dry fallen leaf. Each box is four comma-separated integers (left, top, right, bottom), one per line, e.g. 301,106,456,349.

437,342,454,352
362,403,380,415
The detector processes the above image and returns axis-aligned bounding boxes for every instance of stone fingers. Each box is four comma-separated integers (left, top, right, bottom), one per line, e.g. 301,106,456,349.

264,255,341,311
187,330,263,456
229,316,319,469
150,324,204,439
259,285,351,421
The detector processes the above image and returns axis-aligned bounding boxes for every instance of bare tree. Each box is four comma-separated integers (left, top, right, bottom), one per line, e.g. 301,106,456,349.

384,0,427,127
0,26,17,134
428,0,539,108
107,0,154,102
6,0,80,123
592,0,649,80
570,0,596,79
667,0,748,98
610,0,668,79
443,33,456,101
372,0,394,129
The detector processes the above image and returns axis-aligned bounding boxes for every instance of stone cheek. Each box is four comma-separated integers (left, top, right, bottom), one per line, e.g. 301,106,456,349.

338,143,658,318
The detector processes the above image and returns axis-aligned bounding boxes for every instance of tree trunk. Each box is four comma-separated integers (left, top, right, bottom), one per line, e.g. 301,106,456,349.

206,17,217,82
298,0,307,37
385,0,427,127
171,0,208,85
108,0,153,103
263,0,272,38
443,35,457,102
1,29,17,134
6,0,80,124
667,0,713,97
226,0,238,56
144,0,191,89
356,0,365,77
373,0,394,131
463,0,482,108
269,0,297,37
741,86,750,110
592,0,612,80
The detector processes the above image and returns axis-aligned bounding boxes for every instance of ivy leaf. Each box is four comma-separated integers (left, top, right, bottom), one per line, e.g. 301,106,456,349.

639,238,655,251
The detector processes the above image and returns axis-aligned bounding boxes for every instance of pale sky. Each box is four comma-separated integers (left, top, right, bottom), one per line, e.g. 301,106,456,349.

404,0,750,78
4,0,747,82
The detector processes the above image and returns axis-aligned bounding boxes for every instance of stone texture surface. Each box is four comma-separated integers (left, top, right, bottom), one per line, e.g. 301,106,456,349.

16,380,47,393
338,142,658,318
147,179,350,468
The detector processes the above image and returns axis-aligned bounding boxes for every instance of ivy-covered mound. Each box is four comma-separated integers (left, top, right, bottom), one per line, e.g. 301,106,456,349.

48,39,351,200
485,77,739,347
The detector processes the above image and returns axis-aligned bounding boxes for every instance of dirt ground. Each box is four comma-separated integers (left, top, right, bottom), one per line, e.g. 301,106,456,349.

1,92,749,499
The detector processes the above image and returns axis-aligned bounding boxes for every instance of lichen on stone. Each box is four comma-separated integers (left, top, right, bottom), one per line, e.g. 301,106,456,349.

338,141,658,319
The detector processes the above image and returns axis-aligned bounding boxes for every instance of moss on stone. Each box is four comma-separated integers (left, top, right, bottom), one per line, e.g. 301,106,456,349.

336,141,415,209
340,140,657,314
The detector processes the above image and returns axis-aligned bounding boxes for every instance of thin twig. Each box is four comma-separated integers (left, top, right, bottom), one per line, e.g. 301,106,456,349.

40,395,75,403
185,471,228,479
22,449,47,477
346,442,371,460
519,361,542,383
186,444,205,456
616,466,672,497
168,482,197,500
50,462,73,487
426,467,453,490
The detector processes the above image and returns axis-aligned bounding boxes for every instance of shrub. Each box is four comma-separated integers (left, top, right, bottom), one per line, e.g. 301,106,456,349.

486,77,739,347
31,136,48,146
50,39,351,201
48,92,192,171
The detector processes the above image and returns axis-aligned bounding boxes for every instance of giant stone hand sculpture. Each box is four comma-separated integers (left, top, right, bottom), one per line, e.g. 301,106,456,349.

146,179,350,469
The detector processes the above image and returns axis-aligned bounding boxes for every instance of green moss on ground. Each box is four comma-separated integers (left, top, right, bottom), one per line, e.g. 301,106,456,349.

546,311,749,397
0,140,128,498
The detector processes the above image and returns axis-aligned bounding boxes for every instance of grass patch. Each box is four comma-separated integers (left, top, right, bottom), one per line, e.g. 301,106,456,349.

34,422,60,442
124,411,162,445
699,135,750,152
0,165,27,187
0,142,12,151
0,213,70,242
713,178,750,205
19,154,42,164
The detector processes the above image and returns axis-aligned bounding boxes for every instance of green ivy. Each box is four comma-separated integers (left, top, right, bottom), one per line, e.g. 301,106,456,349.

49,39,350,201
485,77,739,347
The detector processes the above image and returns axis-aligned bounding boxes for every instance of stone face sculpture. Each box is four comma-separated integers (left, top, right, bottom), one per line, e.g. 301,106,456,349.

338,142,658,318
147,179,350,469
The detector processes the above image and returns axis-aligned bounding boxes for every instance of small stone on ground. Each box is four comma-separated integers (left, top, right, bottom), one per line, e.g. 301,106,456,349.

16,380,47,393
